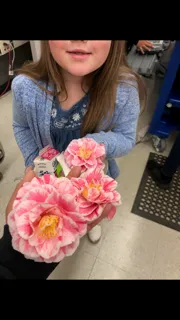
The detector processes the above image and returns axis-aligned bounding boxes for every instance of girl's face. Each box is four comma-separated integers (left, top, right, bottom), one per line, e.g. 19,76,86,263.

48,41,111,77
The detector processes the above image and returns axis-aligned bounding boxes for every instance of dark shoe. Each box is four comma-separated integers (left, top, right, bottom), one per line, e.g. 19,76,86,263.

147,160,172,190
156,70,165,78
0,172,3,181
0,149,4,163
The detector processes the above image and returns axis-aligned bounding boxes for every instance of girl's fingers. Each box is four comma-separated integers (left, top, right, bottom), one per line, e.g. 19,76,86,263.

144,41,154,47
144,44,153,51
23,170,36,182
140,47,144,54
67,166,82,179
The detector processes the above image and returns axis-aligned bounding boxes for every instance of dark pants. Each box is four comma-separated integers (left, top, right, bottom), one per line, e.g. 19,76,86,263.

162,132,180,178
0,225,58,279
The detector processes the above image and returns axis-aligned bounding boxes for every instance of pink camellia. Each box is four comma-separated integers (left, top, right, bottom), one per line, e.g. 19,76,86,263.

71,169,121,222
8,175,87,263
64,138,105,172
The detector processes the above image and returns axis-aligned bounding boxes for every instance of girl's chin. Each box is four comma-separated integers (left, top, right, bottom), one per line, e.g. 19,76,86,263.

65,66,95,78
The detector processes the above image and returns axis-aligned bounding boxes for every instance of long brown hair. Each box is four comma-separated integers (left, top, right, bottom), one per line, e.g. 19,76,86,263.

18,41,146,136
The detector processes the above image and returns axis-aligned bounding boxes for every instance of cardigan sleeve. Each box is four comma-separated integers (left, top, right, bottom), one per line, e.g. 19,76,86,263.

12,76,39,168
85,83,140,159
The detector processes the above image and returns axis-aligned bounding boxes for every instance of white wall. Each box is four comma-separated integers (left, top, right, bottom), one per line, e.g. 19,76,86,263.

30,41,41,61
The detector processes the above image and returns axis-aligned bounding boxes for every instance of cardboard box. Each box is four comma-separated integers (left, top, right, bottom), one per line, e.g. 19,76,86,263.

34,146,71,177
34,146,63,177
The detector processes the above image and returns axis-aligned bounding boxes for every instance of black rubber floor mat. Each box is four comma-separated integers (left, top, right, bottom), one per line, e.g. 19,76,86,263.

132,152,180,232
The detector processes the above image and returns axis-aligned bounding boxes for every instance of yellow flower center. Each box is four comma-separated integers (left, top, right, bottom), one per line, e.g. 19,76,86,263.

38,215,59,239
78,147,92,160
82,181,102,199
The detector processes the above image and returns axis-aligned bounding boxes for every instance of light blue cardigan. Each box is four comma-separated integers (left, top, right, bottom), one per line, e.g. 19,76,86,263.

12,75,140,178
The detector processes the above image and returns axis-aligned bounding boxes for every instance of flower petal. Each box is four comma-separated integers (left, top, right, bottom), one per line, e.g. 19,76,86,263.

79,203,99,216
16,213,33,239
44,249,65,263
56,178,79,196
12,232,39,259
36,237,62,260
60,215,80,246
28,227,46,247
11,231,21,251
23,187,50,203
84,205,103,222
8,211,16,233
94,144,105,158
107,206,116,220
28,203,53,222
14,200,38,218
103,176,118,191
71,177,86,190
112,191,121,204
72,156,86,167
58,194,78,214
87,188,101,202
26,255,44,263
63,237,80,257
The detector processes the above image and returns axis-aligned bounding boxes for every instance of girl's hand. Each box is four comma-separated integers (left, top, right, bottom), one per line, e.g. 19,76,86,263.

25,166,34,175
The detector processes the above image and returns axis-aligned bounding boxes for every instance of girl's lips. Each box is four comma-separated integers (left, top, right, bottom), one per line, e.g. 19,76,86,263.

67,49,91,54
67,49,92,61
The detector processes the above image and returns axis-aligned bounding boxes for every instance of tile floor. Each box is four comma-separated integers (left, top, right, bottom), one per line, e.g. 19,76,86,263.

0,79,180,279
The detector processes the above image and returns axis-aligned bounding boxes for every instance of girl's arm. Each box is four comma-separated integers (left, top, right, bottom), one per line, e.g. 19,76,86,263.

86,85,140,159
12,85,39,168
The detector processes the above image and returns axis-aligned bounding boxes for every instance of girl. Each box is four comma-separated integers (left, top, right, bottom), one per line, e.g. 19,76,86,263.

11,40,145,243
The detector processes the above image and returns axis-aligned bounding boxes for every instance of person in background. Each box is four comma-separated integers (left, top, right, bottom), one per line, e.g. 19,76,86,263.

126,40,154,54
147,132,180,189
156,40,175,78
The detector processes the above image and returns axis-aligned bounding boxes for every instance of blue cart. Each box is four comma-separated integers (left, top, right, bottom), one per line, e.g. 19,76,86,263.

149,41,180,150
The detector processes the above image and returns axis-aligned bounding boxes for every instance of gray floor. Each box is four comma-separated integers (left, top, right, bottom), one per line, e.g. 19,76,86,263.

0,77,179,279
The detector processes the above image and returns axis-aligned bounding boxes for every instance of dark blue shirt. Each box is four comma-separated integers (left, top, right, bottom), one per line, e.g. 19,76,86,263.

50,94,88,152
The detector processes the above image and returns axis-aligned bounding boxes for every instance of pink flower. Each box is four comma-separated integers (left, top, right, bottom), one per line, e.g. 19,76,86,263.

71,169,121,222
8,175,87,263
64,138,105,172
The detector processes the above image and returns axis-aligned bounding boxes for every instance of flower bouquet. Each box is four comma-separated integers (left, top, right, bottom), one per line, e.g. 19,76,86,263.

8,138,121,263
